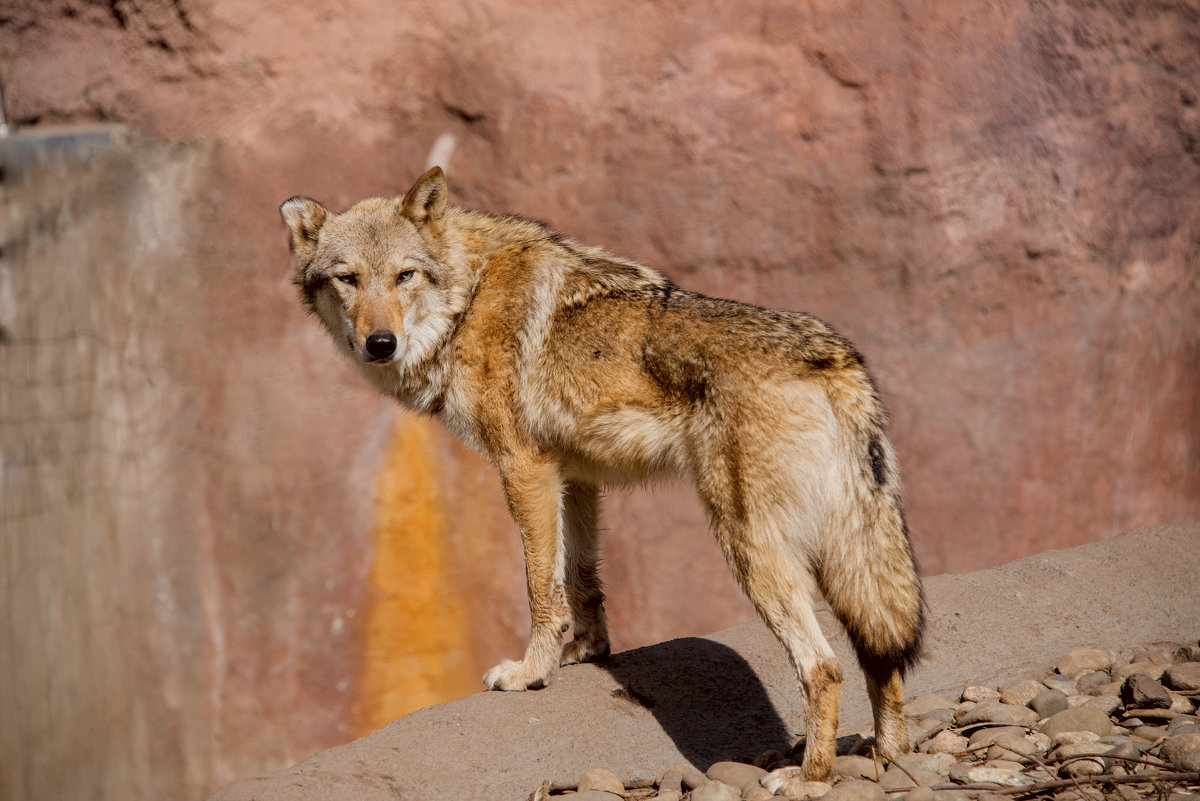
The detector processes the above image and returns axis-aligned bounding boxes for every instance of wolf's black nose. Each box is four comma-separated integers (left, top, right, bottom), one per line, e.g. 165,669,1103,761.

365,330,397,360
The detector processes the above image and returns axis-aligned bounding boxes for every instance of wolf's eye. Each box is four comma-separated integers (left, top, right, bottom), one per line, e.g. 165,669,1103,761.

334,274,357,287
398,270,416,284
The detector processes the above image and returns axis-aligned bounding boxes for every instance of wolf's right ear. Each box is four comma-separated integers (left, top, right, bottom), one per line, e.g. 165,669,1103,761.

400,166,448,229
280,197,328,264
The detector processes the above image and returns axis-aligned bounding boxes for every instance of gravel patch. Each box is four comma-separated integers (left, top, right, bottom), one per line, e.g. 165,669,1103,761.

531,639,1200,801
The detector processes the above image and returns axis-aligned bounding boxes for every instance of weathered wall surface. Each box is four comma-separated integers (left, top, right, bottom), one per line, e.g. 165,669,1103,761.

1,1,1198,799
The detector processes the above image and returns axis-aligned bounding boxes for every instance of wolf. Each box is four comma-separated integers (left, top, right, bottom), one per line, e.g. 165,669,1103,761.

280,167,924,782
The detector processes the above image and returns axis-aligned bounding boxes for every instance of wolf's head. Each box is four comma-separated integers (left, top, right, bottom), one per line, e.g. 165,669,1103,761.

280,167,460,372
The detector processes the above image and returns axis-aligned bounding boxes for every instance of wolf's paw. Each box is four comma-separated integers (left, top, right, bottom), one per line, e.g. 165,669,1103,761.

482,658,552,691
761,766,832,797
560,636,610,666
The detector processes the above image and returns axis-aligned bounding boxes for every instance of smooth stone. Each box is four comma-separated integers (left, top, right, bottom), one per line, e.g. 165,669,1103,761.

987,759,1025,771
898,752,956,777
652,792,683,801
1171,695,1197,714
1162,733,1200,771
921,730,969,755
834,754,881,781
823,779,886,801
570,792,624,801
1083,695,1122,717
1042,675,1079,697
1168,715,1200,733
919,707,956,723
1075,671,1112,693
1104,741,1142,763
957,701,1039,727
962,685,1001,703
969,726,1027,747
1052,742,1109,760
1001,679,1047,707
1131,724,1169,741
1115,661,1165,682
690,780,741,801
706,762,766,793
1055,650,1114,678
578,768,624,795
906,693,956,719
879,765,942,790
1030,689,1070,718
987,732,1042,763
1087,682,1123,698
1040,706,1116,739
898,787,937,801
1165,663,1200,692
965,766,1036,787
656,765,686,792
743,787,774,801
1058,757,1106,777
1052,730,1101,747
948,762,973,784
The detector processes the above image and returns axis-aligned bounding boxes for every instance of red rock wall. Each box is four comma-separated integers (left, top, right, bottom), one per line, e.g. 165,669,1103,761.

2,1,1198,799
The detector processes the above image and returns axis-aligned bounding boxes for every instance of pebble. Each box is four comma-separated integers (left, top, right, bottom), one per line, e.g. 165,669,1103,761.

569,792,623,801
961,685,1001,703
1040,705,1115,739
1131,724,1169,741
1115,661,1166,682
833,754,881,781
689,779,740,801
1165,662,1200,691
879,764,942,790
1087,681,1123,698
1162,733,1200,771
956,701,1039,727
743,787,774,801
1051,730,1101,748
1029,688,1069,718
1000,679,1047,707
969,726,1027,747
705,761,765,793
577,768,624,795
1082,694,1122,717
905,693,955,718
1122,673,1172,709
822,779,885,801
920,729,968,755
965,765,1036,787
986,732,1041,763
1055,649,1114,678
1175,644,1200,663
1041,675,1078,697
1075,671,1112,694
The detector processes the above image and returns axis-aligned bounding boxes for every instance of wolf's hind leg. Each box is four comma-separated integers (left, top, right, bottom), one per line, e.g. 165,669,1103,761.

560,482,610,665
712,520,842,786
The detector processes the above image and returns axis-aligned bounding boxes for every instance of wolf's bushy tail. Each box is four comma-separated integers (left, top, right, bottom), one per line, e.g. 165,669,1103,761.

818,360,925,682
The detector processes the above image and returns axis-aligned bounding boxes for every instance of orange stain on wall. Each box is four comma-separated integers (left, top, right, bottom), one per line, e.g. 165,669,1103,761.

356,414,479,735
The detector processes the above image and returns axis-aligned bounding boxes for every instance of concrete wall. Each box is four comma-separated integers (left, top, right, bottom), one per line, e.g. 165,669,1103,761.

1,2,1197,799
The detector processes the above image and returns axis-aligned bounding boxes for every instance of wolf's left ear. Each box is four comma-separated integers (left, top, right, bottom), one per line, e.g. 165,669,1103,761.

280,196,328,264
400,166,448,228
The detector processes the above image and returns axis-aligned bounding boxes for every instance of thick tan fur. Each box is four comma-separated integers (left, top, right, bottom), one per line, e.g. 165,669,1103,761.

281,168,925,781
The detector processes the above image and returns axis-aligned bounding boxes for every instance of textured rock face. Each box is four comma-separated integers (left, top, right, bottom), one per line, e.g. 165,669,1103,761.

1,2,1198,800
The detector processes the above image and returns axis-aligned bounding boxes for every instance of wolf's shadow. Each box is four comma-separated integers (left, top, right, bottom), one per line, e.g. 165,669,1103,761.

600,636,796,768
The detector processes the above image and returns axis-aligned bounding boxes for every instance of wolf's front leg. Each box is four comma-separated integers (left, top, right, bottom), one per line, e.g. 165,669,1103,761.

483,456,569,691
